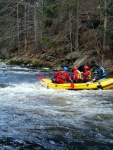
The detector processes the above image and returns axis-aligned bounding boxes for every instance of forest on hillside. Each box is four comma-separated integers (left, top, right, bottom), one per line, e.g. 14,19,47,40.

0,0,113,68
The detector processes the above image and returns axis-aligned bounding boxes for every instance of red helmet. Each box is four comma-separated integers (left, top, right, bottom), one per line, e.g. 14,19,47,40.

84,66,90,71
72,67,78,71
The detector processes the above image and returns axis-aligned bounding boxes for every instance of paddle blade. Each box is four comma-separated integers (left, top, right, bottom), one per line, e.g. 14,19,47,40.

71,82,74,89
36,76,45,80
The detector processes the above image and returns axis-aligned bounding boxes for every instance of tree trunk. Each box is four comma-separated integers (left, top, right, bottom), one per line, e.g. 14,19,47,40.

17,3,20,55
34,0,38,45
75,0,79,51
103,0,107,51
69,10,73,53
24,5,27,51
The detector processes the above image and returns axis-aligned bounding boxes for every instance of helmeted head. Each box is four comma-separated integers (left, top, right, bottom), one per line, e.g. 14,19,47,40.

72,67,78,71
63,67,68,71
84,66,90,71
94,64,100,68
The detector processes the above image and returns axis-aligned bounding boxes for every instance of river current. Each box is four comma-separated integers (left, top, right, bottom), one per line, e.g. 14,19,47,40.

0,64,113,150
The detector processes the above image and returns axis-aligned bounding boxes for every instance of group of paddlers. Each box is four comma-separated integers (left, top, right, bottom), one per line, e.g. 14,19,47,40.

51,64,107,84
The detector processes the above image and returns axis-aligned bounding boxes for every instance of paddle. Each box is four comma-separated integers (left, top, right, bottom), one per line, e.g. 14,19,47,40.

70,80,74,89
36,76,45,80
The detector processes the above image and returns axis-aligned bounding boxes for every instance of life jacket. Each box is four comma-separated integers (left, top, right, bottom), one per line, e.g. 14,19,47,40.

54,71,70,83
77,70,82,80
84,71,91,81
99,66,106,77
57,71,67,80
73,70,82,80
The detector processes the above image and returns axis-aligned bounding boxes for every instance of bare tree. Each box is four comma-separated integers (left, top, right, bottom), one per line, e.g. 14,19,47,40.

0,0,43,57
103,0,107,51
75,0,79,51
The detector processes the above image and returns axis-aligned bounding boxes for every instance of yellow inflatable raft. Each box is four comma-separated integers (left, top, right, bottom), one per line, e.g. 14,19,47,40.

39,76,113,90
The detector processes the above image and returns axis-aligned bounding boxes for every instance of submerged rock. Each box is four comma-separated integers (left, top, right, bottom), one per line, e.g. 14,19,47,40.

0,84,8,88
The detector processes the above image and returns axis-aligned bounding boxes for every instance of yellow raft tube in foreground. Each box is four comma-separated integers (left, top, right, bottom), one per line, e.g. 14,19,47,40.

40,77,113,90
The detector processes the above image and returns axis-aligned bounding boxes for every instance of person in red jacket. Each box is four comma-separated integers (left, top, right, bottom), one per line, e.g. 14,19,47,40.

82,66,91,82
71,67,83,83
52,67,70,84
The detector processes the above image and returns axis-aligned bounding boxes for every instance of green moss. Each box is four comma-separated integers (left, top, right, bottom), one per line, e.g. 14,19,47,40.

43,4,57,17
40,38,55,46
44,19,52,28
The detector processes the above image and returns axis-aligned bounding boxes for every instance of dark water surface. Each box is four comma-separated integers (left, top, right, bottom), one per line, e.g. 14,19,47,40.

0,64,113,150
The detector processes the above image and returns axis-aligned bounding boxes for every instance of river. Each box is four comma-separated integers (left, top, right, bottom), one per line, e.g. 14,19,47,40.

0,64,113,150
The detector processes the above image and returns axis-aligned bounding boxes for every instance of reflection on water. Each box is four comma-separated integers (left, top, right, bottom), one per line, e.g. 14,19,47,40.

0,65,113,149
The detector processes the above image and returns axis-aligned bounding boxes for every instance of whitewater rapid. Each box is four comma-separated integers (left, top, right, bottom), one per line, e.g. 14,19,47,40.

0,64,113,149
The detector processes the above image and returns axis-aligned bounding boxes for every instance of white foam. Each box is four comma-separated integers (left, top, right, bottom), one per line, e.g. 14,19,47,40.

0,82,113,119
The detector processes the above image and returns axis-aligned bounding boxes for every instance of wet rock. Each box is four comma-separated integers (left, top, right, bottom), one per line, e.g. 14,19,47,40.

73,50,97,67
66,51,81,60
0,84,8,88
